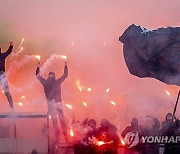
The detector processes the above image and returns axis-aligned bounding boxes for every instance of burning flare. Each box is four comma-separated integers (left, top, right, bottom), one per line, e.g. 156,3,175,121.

17,47,23,54
21,96,26,99
110,101,116,106
106,88,110,93
66,104,73,109
76,80,83,92
97,141,105,146
87,88,91,92
18,102,23,106
120,138,125,145
83,102,87,107
70,128,74,137
166,90,170,96
60,55,67,60
20,38,25,45
34,55,41,61
76,80,92,92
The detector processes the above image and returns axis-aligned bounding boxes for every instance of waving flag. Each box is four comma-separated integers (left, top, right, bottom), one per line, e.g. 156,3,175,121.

119,24,180,85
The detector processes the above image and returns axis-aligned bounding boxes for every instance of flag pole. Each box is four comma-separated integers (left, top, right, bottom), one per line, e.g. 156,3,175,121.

173,89,180,115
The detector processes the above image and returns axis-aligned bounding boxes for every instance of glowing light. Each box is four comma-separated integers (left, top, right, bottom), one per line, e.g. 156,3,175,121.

19,38,25,48
17,47,24,54
97,141,105,146
120,138,125,145
70,129,74,137
49,115,51,119
21,96,26,99
76,80,91,92
166,90,170,95
87,88,92,92
103,42,106,45
106,88,110,93
110,101,116,106
71,42,74,45
66,104,73,109
21,38,25,44
83,102,87,107
76,80,83,92
2,90,4,93
60,55,67,60
35,55,41,61
18,102,23,106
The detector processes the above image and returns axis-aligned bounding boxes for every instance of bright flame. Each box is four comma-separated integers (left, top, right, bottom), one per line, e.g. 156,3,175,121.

97,141,105,146
21,96,26,99
70,129,74,137
106,88,110,93
18,102,23,106
166,90,170,96
19,38,25,48
2,90,4,94
21,38,25,44
66,104,73,109
60,55,67,60
83,102,87,107
49,115,51,119
87,88,92,92
76,80,83,92
35,55,41,61
120,138,125,145
17,47,24,54
110,101,116,106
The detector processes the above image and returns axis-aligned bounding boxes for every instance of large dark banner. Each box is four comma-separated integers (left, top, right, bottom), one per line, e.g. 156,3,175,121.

119,24,180,85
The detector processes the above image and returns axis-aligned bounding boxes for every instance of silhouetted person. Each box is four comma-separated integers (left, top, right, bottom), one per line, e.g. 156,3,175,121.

141,115,160,154
74,119,97,154
121,117,143,154
36,62,68,143
160,113,176,136
160,113,180,154
0,42,14,110
83,119,97,144
97,119,119,144
96,119,119,154
142,115,160,136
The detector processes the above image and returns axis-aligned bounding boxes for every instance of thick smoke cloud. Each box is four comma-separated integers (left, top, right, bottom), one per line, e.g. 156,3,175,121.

0,0,179,142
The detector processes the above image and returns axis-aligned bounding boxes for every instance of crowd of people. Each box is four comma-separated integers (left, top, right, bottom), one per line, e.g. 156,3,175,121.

0,42,180,154
68,113,180,154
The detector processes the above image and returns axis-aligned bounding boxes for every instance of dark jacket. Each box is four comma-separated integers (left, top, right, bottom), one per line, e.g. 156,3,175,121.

0,45,13,72
37,66,68,102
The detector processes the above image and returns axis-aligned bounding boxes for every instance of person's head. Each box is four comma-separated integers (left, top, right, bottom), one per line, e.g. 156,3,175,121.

47,72,55,83
88,119,96,129
100,119,111,131
131,117,138,127
82,118,89,127
166,113,173,123
144,118,154,130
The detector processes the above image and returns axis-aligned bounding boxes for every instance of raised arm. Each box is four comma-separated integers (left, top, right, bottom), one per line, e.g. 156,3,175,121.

3,42,13,57
57,62,68,84
36,67,46,85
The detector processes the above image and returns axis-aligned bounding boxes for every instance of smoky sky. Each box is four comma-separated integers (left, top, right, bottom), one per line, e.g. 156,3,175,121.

0,0,180,129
